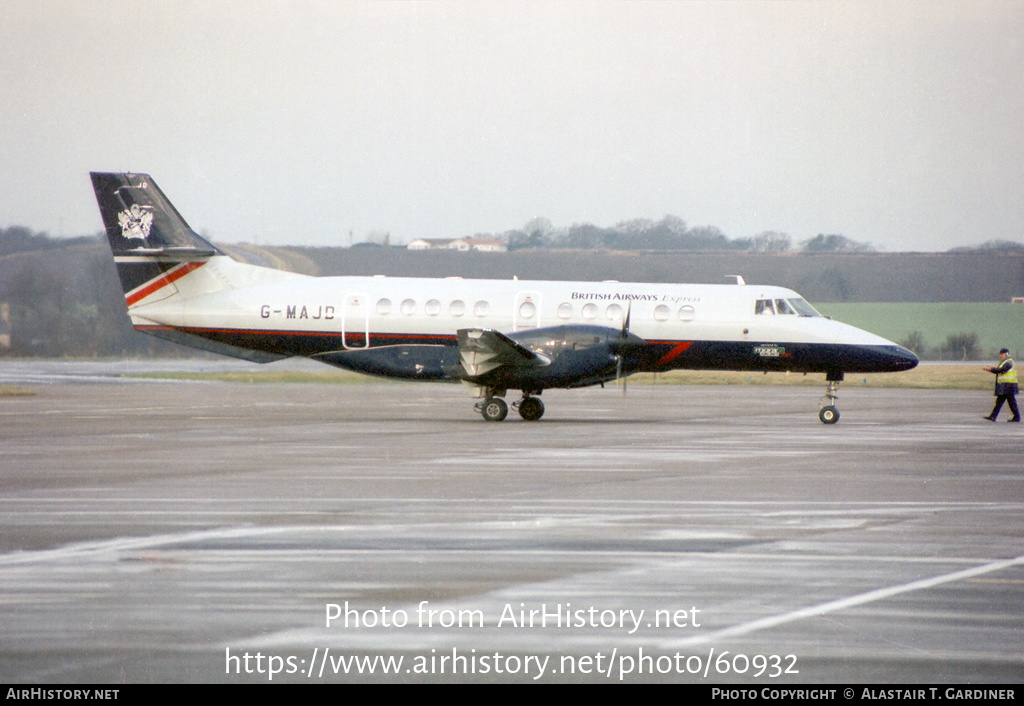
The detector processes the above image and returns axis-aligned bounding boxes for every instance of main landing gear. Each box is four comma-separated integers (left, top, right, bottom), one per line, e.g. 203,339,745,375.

818,371,843,424
478,396,508,422
516,395,545,421
475,390,544,422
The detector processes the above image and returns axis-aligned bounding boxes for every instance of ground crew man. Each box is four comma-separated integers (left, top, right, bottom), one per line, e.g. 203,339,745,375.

983,348,1020,422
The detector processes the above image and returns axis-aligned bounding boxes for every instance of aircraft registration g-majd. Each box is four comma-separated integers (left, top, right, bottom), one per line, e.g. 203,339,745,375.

91,172,918,424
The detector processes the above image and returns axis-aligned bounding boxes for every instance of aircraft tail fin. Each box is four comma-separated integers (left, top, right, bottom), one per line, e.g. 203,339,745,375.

90,172,221,258
90,172,299,362
90,172,232,306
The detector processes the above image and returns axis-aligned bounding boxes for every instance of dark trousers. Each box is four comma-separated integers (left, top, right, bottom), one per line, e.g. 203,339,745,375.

990,394,1021,420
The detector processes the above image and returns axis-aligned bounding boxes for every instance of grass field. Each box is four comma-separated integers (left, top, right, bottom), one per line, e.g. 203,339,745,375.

127,370,381,385
0,385,35,397
816,303,1024,359
632,364,994,390
129,364,996,391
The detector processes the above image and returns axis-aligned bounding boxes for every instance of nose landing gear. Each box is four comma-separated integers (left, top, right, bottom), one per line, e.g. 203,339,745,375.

818,371,843,424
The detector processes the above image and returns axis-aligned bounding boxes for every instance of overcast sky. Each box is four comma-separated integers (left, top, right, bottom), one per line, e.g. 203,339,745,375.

2,0,1022,251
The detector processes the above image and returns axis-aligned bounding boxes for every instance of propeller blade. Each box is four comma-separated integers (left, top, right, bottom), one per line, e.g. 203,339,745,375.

618,302,631,397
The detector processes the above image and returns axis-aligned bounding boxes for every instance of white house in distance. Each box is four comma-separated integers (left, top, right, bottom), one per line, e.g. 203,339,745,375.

407,237,507,252
406,238,450,250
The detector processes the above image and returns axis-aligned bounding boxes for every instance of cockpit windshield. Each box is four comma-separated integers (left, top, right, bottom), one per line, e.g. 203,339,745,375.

755,298,821,317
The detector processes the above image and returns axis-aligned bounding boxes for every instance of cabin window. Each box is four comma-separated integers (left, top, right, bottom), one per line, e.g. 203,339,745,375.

678,305,695,322
474,300,490,316
376,298,392,315
519,301,536,319
425,299,441,316
557,302,573,319
450,300,466,316
582,303,598,320
401,298,416,316
653,304,670,321
606,303,623,321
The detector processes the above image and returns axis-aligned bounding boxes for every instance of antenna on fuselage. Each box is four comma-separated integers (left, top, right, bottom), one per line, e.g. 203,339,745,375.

726,275,746,285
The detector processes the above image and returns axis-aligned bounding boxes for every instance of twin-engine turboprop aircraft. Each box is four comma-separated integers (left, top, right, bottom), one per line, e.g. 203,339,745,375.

90,172,917,423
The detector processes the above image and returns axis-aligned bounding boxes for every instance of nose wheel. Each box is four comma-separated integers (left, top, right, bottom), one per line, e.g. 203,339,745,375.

818,372,843,424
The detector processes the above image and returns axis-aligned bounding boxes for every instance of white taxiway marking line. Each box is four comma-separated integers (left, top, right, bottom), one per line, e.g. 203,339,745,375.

0,527,288,567
663,554,1024,648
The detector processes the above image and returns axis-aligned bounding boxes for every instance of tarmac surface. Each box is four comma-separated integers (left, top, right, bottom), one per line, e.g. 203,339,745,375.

0,361,1021,683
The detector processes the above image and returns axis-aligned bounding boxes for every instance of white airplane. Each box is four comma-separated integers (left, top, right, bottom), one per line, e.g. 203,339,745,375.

91,172,917,423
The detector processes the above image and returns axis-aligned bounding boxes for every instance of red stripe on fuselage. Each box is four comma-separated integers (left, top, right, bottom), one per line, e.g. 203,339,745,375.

654,341,693,367
125,261,206,306
133,326,458,344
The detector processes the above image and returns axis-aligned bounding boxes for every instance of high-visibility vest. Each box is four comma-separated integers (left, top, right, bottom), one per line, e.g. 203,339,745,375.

997,358,1018,385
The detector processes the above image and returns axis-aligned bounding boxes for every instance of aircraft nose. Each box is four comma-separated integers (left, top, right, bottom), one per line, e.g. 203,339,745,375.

885,344,919,371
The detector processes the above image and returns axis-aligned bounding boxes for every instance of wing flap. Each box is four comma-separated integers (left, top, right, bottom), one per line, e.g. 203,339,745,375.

457,328,551,378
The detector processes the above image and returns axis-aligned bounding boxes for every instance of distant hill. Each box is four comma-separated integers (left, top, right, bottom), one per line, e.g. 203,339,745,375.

2,235,1022,358
232,245,1023,303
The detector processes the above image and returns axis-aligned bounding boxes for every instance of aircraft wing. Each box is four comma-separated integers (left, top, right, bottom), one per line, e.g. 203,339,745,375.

456,328,551,378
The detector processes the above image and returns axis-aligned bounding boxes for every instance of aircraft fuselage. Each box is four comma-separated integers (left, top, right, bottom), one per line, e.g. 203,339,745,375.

91,171,917,423
127,258,917,387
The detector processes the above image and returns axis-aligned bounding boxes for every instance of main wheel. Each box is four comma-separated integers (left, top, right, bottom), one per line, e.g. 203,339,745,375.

481,397,508,422
518,397,545,421
819,405,840,424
